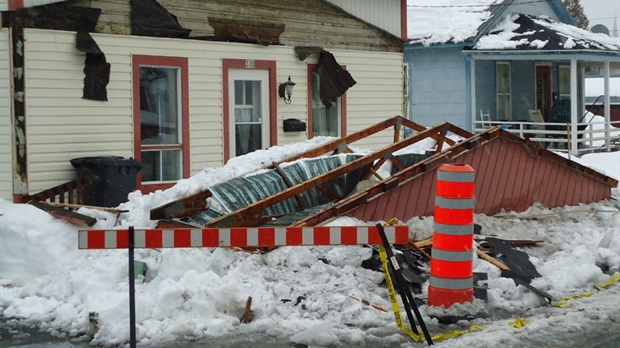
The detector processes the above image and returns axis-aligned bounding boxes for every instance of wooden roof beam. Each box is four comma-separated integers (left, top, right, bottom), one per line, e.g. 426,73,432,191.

205,123,450,228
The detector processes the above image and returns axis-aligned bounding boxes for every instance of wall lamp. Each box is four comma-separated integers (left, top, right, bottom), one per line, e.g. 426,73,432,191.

278,76,296,104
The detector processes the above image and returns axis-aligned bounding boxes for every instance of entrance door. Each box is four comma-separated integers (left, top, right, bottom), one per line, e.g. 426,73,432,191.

228,69,270,157
536,65,552,118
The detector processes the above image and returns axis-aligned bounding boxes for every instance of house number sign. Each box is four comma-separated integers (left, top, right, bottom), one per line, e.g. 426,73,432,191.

245,60,255,68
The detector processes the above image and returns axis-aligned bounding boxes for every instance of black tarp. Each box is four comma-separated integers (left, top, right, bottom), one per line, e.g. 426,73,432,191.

317,50,357,109
76,29,110,101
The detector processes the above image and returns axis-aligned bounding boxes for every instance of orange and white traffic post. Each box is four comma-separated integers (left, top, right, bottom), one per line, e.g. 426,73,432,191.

428,163,475,308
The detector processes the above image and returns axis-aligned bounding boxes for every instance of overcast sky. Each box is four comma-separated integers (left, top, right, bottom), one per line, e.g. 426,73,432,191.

581,0,619,36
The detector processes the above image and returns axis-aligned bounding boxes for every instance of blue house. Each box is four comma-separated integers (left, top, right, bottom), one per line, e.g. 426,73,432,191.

404,0,620,154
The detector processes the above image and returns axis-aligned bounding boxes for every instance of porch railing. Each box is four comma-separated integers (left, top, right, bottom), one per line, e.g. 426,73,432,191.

473,120,620,155
25,176,93,204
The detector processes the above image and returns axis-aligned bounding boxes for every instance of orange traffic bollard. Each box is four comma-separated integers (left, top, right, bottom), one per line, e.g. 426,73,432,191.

428,164,475,308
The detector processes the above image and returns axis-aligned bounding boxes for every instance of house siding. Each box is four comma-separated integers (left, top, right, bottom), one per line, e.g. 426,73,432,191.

22,28,402,194
0,28,12,200
406,47,468,129
74,0,402,53
325,0,402,38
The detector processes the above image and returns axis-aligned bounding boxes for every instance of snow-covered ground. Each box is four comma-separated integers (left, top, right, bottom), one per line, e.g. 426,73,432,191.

1,138,619,348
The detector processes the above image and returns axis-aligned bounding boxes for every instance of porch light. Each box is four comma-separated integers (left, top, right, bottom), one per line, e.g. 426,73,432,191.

278,76,296,104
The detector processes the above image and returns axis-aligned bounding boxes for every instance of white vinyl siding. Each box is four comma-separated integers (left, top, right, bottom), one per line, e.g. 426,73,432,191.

325,0,402,38
0,0,7,11
0,28,12,200
23,29,403,194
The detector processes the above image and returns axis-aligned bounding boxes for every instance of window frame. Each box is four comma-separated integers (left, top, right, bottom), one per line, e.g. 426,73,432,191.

132,55,190,193
496,62,511,121
222,59,277,162
307,64,347,138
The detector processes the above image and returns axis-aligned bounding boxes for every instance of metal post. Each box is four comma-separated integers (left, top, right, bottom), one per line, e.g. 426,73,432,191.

128,226,136,348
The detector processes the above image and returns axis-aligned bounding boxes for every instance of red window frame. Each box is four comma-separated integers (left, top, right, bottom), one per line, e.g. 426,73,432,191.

222,59,277,163
307,64,347,138
132,55,190,193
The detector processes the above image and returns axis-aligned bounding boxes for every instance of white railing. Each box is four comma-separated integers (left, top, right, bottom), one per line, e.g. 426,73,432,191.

473,120,620,155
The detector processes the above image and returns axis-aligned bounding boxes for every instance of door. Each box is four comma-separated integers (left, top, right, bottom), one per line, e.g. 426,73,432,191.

536,65,552,119
228,69,270,157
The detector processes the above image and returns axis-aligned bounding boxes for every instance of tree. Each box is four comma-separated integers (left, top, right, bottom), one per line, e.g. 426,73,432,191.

563,0,590,29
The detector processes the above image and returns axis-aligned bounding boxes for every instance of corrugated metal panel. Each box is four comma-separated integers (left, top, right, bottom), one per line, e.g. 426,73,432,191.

0,28,12,200
294,130,616,225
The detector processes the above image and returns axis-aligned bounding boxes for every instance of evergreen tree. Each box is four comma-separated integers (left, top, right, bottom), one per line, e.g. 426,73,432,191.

563,0,590,29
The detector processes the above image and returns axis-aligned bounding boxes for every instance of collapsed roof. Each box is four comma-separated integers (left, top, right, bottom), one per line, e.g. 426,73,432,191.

151,116,617,228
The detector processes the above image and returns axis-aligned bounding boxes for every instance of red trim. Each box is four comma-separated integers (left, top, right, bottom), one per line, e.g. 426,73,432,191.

222,59,277,163
8,0,24,11
13,194,26,203
132,55,190,194
307,64,347,138
401,0,408,40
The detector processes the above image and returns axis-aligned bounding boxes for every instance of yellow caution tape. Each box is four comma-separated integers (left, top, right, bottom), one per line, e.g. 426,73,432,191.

509,316,531,328
378,244,483,343
599,273,620,289
554,272,620,309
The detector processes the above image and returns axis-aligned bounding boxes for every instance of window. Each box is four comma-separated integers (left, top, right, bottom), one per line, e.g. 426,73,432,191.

222,59,277,162
497,62,511,121
559,66,571,100
132,55,189,192
307,64,346,137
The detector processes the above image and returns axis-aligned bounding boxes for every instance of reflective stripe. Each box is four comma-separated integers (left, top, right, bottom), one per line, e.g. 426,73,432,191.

435,197,475,209
302,228,313,245
163,229,174,247
247,228,258,246
191,229,202,247
384,227,395,243
430,276,473,290
434,223,473,236
78,231,88,249
134,230,145,248
330,228,341,245
104,230,116,248
432,248,473,262
275,228,286,245
219,229,230,246
437,171,475,182
357,227,368,244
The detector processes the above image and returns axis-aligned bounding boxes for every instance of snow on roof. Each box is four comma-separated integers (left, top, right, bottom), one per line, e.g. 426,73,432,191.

475,13,620,51
406,0,504,46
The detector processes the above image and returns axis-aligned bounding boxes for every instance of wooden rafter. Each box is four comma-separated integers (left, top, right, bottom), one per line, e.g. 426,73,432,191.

205,123,451,228
149,116,429,220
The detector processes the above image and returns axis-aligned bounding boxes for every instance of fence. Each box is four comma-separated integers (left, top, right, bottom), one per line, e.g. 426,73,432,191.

473,120,620,155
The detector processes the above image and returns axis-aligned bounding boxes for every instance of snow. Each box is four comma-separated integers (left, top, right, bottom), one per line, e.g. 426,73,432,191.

406,0,503,46
475,13,620,50
1,138,620,347
585,77,620,97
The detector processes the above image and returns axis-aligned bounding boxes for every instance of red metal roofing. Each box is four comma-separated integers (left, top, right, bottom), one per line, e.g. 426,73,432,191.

294,128,617,225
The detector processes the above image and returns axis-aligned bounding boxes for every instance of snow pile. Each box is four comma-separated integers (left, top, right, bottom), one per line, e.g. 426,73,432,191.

1,139,619,347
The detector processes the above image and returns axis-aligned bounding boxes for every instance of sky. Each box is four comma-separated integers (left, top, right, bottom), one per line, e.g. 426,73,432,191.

581,0,619,35
1,131,619,347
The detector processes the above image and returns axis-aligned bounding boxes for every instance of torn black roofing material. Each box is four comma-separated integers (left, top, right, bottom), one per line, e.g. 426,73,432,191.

474,13,620,51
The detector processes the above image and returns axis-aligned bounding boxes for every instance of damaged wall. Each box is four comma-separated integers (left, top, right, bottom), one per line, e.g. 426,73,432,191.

19,28,403,194
74,0,402,52
0,27,12,200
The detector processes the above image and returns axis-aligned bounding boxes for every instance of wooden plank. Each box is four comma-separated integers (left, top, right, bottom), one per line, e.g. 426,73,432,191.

150,190,213,220
477,249,511,272
28,200,98,227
